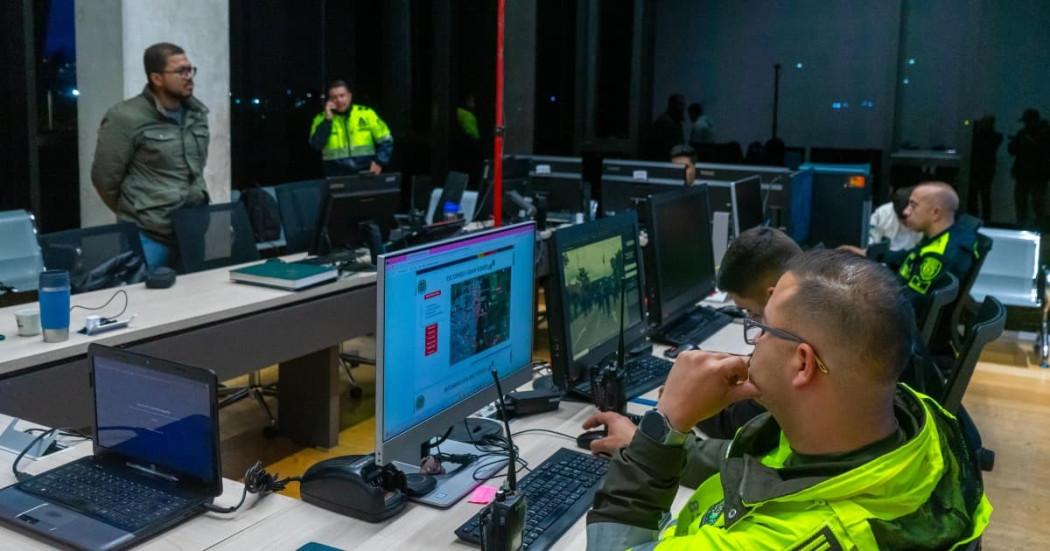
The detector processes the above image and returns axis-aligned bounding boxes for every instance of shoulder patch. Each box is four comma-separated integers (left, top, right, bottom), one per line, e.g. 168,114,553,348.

919,256,943,280
791,526,843,551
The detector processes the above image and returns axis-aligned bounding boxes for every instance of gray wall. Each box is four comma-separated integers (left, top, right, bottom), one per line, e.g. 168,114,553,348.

76,0,231,228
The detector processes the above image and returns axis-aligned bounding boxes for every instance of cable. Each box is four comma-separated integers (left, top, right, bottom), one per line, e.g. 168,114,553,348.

12,428,58,482
511,428,576,441
70,289,129,319
203,461,300,514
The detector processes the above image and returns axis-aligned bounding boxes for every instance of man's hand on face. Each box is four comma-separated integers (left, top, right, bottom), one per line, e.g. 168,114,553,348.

324,100,336,120
658,351,760,433
369,161,383,175
581,411,638,456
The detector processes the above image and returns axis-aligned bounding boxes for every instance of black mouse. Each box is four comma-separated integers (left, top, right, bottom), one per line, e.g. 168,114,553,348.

404,472,436,497
663,343,698,359
576,429,607,451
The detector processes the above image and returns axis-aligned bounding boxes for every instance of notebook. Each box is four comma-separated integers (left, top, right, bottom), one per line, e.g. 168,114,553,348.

230,259,337,290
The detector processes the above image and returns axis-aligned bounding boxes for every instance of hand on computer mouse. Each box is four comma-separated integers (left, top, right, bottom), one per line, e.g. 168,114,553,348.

581,411,637,456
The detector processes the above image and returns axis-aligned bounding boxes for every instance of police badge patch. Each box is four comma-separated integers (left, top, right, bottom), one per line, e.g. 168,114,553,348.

919,256,942,281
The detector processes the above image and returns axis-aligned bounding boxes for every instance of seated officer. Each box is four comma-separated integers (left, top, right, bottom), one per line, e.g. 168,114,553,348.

585,249,990,549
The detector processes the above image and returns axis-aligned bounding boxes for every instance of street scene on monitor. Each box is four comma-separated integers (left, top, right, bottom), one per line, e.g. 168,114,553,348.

450,264,512,365
560,236,638,360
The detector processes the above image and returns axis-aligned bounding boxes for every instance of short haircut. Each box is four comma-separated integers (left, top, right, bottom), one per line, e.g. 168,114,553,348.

669,144,696,162
327,80,351,94
143,43,185,77
783,249,915,384
717,227,801,299
917,181,959,215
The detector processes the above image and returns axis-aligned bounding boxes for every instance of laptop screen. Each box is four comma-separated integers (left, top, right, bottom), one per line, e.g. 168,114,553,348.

93,354,218,485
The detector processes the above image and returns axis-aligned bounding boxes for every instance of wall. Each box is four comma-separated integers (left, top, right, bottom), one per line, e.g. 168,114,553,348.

652,0,902,151
76,0,230,228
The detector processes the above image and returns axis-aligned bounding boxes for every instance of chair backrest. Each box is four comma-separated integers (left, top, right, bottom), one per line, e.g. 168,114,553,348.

172,202,260,273
942,296,1006,412
918,272,959,347
275,179,326,253
38,222,147,294
949,232,994,350
0,209,45,291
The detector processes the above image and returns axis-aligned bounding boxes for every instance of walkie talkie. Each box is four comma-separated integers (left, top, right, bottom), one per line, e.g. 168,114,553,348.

479,369,527,551
590,256,629,414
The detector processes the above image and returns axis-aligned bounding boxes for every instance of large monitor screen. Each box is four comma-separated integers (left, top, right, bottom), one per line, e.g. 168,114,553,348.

731,176,765,235
377,223,535,454
648,186,715,324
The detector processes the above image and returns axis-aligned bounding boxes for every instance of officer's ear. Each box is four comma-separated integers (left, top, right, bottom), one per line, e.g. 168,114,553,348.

148,72,163,89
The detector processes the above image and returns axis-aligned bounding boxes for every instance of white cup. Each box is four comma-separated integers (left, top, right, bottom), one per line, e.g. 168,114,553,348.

15,308,41,337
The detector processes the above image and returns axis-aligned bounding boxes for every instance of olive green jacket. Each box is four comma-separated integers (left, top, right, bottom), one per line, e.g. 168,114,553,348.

587,386,990,550
91,86,210,244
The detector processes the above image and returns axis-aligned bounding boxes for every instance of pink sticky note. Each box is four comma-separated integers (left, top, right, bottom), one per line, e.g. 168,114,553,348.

468,485,498,504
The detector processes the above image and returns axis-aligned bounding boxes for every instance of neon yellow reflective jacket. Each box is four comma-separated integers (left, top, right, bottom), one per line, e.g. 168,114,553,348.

587,386,991,550
309,104,393,173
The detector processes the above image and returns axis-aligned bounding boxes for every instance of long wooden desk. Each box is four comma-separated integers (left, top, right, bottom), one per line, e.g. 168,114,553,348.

0,262,377,447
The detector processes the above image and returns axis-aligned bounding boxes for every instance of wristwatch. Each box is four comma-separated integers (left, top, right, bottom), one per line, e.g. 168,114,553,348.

639,409,688,447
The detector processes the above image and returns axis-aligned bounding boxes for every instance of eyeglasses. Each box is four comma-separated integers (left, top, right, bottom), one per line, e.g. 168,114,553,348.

163,66,197,78
743,318,830,374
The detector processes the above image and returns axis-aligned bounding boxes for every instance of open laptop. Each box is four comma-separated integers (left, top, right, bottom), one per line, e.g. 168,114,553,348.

0,344,222,550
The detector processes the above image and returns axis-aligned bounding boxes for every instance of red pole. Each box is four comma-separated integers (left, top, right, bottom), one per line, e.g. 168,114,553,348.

493,0,505,227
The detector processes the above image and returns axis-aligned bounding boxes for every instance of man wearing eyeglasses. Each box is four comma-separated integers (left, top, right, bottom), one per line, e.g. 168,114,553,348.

585,249,990,549
92,42,210,270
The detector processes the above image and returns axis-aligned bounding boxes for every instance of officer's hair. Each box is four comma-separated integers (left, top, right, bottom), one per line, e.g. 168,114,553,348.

918,181,959,215
143,43,185,77
783,249,915,384
327,80,351,94
717,227,801,301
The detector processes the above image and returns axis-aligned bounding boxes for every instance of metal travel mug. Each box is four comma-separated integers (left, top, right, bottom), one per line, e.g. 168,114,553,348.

38,270,71,342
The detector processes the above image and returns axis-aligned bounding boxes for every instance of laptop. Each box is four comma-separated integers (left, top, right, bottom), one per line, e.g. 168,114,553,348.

0,344,223,550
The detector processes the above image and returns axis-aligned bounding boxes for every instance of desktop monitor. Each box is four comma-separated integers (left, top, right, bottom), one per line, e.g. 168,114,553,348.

523,155,583,178
326,172,403,198
527,176,591,219
375,222,536,497
784,169,814,244
730,175,765,236
640,186,716,328
436,171,469,212
600,159,686,216
314,187,402,258
546,213,647,391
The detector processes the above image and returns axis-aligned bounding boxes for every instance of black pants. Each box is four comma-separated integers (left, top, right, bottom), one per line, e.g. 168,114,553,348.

1015,177,1047,225
967,178,993,221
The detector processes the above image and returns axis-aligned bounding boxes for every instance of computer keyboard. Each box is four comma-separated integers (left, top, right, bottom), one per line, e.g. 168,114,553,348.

19,461,193,532
295,252,375,273
570,354,673,400
455,447,608,549
654,306,733,346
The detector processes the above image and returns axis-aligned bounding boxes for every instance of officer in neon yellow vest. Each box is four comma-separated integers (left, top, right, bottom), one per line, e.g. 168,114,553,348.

309,80,393,177
585,250,990,550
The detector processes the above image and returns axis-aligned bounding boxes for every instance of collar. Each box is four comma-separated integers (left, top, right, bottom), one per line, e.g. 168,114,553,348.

141,85,208,117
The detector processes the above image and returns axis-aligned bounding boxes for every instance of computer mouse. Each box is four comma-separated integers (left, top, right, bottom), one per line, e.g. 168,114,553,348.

299,455,406,522
576,429,607,452
717,305,747,319
663,343,698,359
404,472,437,497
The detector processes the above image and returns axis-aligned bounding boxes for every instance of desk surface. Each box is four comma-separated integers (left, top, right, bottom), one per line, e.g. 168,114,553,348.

0,259,375,377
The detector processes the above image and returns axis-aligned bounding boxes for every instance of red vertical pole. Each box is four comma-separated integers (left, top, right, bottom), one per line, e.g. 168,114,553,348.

493,0,506,227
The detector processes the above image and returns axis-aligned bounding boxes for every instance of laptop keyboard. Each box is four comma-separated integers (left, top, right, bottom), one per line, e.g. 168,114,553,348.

655,306,733,346
455,447,608,549
19,461,194,532
571,354,673,400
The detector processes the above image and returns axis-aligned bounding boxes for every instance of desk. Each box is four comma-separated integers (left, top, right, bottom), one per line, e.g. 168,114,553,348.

0,261,377,447
209,321,751,551
0,416,298,550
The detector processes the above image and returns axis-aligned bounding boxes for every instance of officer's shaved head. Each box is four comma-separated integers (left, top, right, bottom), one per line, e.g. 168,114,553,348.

903,181,958,236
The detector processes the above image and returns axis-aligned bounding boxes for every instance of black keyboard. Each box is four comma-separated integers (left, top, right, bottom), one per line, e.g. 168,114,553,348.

295,253,374,273
570,354,673,400
18,461,193,532
455,447,608,549
654,306,733,346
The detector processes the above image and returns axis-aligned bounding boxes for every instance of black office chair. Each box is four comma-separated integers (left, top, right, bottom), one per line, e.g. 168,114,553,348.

38,222,147,294
947,232,994,353
275,179,326,253
942,296,1006,413
172,202,260,274
917,272,959,348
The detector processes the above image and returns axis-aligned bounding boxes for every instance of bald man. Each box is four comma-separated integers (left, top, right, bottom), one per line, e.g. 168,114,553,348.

842,182,979,302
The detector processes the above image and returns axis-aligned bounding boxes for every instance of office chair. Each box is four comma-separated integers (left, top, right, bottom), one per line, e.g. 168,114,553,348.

942,296,1006,413
1039,265,1049,368
0,209,45,293
917,272,959,348
172,202,260,274
947,232,994,353
275,179,326,253
38,222,147,294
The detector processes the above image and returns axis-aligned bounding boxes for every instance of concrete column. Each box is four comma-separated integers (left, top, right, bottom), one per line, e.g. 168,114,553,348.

76,0,230,228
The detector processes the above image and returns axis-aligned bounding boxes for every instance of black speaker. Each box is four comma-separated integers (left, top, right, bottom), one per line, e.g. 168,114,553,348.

145,267,176,289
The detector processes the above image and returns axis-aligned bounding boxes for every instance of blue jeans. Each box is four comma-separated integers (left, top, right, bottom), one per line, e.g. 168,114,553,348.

139,231,177,270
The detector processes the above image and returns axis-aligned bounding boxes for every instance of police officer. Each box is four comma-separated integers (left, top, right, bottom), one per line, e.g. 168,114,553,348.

308,80,393,177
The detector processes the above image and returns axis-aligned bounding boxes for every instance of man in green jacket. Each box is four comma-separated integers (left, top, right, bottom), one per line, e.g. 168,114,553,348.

91,42,210,270
308,80,394,177
586,249,990,549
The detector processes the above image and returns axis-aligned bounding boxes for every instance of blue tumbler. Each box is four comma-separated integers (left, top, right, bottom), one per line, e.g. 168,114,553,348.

39,270,71,342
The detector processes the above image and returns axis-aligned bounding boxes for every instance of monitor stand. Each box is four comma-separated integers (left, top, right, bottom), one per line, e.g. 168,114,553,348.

393,439,508,508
